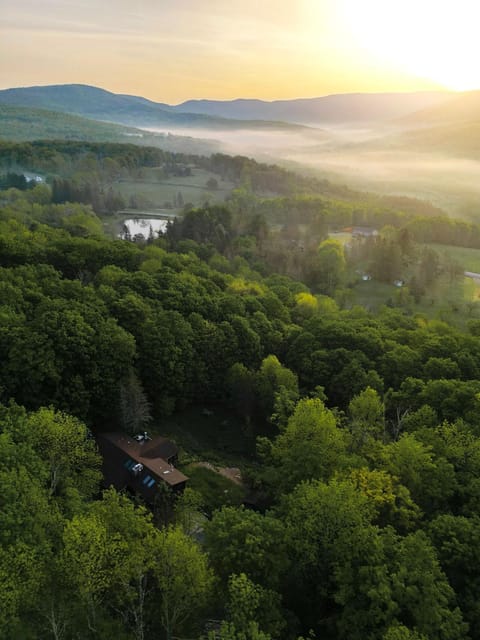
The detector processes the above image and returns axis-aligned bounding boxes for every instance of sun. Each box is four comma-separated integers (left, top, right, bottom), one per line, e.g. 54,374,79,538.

336,0,480,91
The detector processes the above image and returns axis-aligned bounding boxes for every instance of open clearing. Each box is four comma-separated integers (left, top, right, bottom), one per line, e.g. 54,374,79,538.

114,167,235,209
428,243,480,273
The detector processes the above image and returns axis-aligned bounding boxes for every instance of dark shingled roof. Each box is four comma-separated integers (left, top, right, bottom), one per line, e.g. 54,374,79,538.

141,436,179,462
97,432,187,493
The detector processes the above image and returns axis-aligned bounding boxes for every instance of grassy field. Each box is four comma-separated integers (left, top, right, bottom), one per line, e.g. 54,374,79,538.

351,275,480,326
428,243,480,273
351,280,398,311
114,167,235,209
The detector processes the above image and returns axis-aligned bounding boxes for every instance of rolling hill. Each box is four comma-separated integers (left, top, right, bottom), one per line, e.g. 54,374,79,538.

352,91,480,159
0,84,310,131
391,122,480,158
400,90,480,125
0,103,220,155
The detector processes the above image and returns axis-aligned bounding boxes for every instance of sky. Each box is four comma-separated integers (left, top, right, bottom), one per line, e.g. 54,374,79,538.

1,0,479,103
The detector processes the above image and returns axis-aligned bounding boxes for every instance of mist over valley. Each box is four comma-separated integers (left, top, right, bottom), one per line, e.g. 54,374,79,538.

5,83,480,220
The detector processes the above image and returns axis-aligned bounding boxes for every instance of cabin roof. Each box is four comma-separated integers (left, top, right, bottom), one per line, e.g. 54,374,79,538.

142,436,179,461
98,432,187,488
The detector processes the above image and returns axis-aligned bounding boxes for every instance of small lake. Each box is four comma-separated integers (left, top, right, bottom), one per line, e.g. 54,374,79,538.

120,218,169,240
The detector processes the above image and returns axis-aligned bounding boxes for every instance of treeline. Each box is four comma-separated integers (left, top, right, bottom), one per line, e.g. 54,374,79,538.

50,177,126,213
0,171,38,190
0,141,349,199
245,194,480,250
201,153,355,199
253,194,442,227
0,140,196,174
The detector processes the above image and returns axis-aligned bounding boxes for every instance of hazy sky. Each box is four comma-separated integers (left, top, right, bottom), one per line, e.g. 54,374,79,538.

1,0,479,102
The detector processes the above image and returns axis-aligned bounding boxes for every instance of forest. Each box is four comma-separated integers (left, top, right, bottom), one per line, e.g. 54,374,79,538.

2,140,480,640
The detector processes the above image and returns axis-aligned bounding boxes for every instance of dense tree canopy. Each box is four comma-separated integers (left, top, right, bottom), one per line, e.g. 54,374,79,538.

2,140,480,639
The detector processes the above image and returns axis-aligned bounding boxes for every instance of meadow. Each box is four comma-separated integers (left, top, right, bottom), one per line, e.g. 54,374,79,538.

114,166,235,209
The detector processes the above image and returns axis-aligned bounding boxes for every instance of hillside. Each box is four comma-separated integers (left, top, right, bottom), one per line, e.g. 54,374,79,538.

347,118,480,160
0,102,158,142
175,91,453,125
0,84,311,131
401,90,480,125
0,103,221,155
392,121,480,158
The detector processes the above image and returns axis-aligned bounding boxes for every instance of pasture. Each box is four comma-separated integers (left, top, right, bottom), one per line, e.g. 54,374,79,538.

114,167,235,209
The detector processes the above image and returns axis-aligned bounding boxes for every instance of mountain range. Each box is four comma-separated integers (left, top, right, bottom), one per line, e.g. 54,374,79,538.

0,84,455,130
3,84,480,160
0,84,309,131
174,92,453,124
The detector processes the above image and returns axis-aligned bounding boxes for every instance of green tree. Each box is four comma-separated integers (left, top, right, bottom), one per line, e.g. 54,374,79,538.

226,573,262,634
280,479,392,639
205,506,286,591
256,354,299,427
206,177,219,191
348,468,420,532
381,433,457,515
259,398,349,495
27,407,101,500
225,573,284,639
383,624,428,640
386,530,467,640
206,621,271,640
63,489,159,640
226,363,257,428
153,526,213,640
348,386,385,450
428,514,480,635
315,238,346,295
62,513,115,634
174,487,204,535
119,370,152,434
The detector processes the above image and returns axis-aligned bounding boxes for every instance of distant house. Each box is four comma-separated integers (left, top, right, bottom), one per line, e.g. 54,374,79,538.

23,172,44,184
351,226,379,238
97,432,188,498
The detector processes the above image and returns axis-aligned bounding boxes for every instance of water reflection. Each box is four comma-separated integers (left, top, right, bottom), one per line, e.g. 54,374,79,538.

120,218,169,240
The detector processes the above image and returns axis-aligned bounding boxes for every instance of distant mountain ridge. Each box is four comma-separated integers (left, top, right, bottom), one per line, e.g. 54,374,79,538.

0,84,310,131
174,92,454,124
0,84,456,128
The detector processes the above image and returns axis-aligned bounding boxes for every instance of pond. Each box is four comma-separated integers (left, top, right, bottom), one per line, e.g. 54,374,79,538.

120,218,169,240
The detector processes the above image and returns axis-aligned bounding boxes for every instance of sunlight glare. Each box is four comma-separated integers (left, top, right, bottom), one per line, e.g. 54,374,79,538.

337,0,480,90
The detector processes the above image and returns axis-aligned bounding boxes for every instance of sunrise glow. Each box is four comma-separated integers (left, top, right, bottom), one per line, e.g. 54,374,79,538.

1,0,478,100
338,0,480,91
